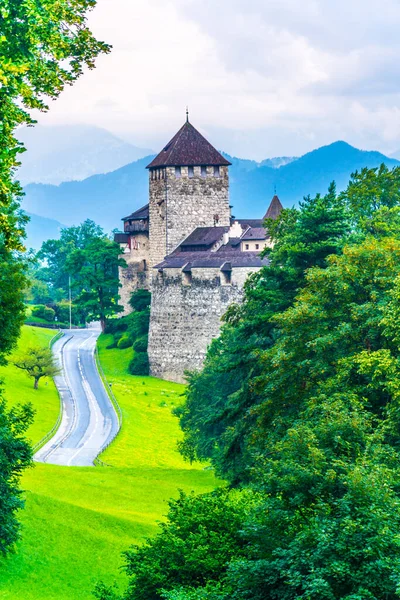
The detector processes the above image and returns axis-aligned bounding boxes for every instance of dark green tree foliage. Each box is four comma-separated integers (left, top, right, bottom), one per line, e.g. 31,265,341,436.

178,183,351,483
36,220,105,298
66,237,126,332
129,289,151,313
101,167,400,600
0,400,33,554
95,489,255,600
128,352,149,376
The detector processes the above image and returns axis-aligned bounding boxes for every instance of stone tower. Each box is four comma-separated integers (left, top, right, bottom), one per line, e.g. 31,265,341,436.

147,117,232,268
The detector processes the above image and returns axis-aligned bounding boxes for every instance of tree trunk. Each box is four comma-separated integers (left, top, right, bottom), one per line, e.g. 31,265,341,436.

34,377,39,389
100,318,106,333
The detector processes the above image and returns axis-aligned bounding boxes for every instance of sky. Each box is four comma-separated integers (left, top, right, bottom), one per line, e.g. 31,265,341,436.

37,0,400,160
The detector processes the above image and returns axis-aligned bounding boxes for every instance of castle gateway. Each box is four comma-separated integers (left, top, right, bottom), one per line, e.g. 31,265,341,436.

115,117,282,383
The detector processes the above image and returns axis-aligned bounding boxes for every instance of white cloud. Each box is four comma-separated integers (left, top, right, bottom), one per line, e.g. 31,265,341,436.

35,0,400,159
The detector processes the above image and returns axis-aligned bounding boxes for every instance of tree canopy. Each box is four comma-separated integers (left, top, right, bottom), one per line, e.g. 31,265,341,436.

66,236,126,331
96,165,400,600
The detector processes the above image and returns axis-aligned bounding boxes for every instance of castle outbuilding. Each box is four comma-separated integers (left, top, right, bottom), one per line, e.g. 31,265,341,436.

115,117,283,383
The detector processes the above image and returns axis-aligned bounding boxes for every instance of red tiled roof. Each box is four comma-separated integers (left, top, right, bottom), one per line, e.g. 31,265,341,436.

146,121,231,169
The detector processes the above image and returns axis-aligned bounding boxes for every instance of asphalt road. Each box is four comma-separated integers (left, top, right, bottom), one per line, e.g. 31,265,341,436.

34,329,120,467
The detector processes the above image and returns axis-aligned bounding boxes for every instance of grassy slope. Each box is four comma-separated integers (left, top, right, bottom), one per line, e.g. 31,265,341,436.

0,326,60,444
0,331,217,600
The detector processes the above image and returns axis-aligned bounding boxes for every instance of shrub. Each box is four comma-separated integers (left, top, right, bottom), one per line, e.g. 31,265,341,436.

129,289,151,312
129,352,149,376
117,333,133,349
105,317,129,335
32,305,55,322
126,309,150,341
133,335,148,353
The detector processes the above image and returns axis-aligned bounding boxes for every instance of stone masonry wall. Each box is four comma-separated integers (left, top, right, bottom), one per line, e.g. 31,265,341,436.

149,169,167,268
148,266,257,383
149,166,231,269
119,232,150,314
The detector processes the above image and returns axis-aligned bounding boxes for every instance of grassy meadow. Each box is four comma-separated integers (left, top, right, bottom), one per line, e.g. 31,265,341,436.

0,328,217,600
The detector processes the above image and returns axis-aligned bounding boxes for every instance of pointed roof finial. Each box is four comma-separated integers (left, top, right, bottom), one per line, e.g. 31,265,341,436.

186,106,189,123
274,184,277,195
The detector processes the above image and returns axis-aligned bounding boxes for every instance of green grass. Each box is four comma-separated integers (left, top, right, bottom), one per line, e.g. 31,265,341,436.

0,330,217,600
0,326,60,445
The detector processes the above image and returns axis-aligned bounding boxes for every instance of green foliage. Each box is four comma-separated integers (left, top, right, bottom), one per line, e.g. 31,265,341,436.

31,305,55,322
133,336,148,353
13,346,61,389
118,334,133,350
129,353,149,376
96,488,253,600
66,236,126,331
25,278,52,305
178,183,351,483
36,220,106,299
127,310,150,341
0,399,33,554
111,167,400,600
129,290,151,313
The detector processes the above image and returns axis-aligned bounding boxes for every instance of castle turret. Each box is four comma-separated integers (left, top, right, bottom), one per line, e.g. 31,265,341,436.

147,117,232,268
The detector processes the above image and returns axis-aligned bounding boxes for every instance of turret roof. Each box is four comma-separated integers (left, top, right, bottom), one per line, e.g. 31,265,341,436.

264,195,283,220
146,121,231,169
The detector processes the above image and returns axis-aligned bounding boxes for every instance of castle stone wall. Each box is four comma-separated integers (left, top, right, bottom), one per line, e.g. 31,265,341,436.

119,232,150,314
149,166,231,270
148,266,257,383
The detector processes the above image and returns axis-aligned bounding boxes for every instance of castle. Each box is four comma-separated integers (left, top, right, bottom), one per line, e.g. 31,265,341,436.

115,117,283,383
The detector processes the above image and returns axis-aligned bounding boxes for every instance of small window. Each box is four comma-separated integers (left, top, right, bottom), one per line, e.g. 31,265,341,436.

201,166,207,177
175,166,181,178
245,244,249,250
188,166,194,178
214,166,220,178
255,244,259,250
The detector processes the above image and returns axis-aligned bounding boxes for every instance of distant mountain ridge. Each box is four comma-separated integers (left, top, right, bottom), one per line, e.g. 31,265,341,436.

17,125,153,185
25,212,65,250
22,141,400,236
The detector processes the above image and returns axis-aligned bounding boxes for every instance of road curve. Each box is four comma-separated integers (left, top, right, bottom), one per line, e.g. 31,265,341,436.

34,329,120,467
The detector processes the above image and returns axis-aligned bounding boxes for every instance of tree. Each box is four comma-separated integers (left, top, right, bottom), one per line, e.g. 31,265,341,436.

0,400,33,554
0,2,109,250
66,237,126,331
36,220,106,298
13,346,61,389
177,184,351,484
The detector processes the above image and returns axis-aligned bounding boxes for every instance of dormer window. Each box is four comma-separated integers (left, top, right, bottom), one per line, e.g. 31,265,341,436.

201,166,207,177
188,166,194,178
175,166,181,178
214,166,220,178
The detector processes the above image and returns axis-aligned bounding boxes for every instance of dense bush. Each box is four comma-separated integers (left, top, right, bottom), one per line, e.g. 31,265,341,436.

129,352,149,376
129,289,151,312
133,335,148,353
118,334,133,349
31,305,55,322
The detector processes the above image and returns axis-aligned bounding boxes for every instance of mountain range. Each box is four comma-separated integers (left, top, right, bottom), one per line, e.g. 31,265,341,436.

21,141,400,243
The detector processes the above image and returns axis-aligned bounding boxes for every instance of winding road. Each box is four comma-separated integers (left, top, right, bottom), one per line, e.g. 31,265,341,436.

34,328,120,467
